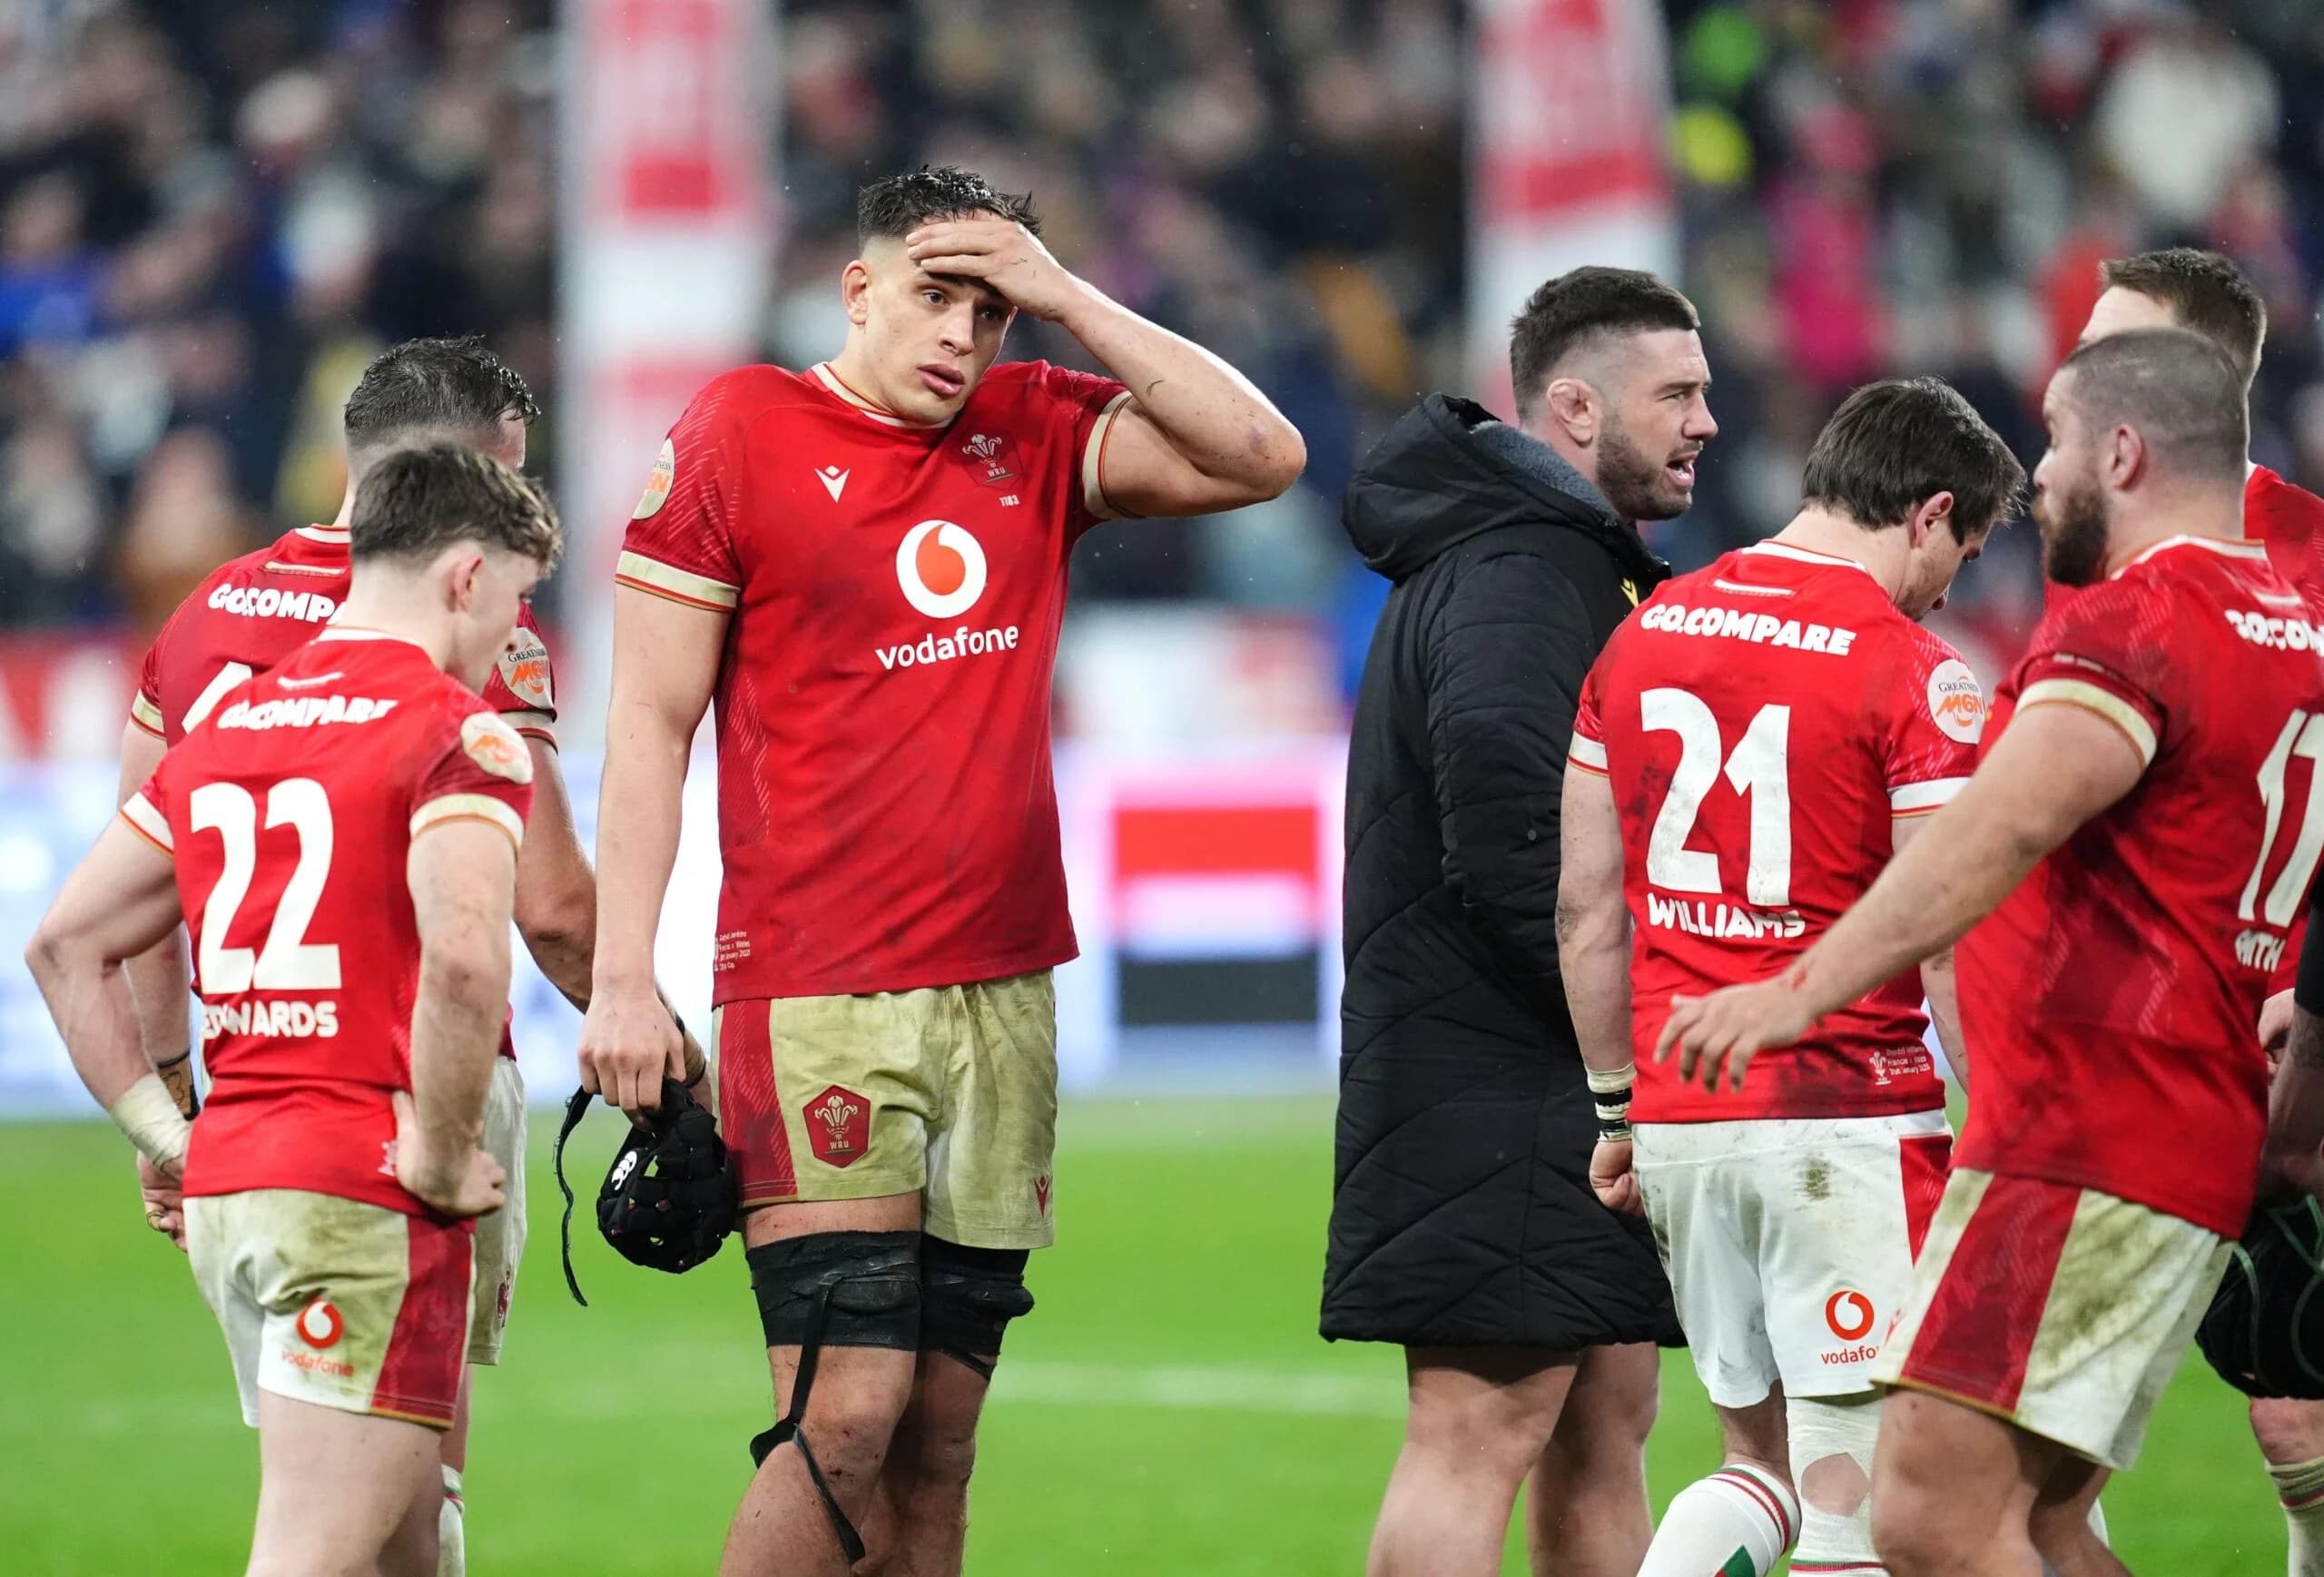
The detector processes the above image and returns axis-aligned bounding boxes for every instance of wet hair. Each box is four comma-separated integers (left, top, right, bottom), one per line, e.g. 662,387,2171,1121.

2055,327,2249,484
1801,378,2025,542
342,336,538,461
1508,267,1699,421
2098,248,2266,391
350,443,564,570
857,164,1040,245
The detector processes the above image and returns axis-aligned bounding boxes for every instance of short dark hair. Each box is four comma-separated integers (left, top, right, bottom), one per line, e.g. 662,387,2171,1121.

2099,248,2267,390
1508,267,1699,421
350,444,564,570
1801,378,2025,542
857,165,1040,246
342,336,539,460
2055,327,2249,484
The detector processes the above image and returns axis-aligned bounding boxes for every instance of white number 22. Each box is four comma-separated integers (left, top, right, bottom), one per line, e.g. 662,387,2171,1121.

186,778,342,993
1640,687,1794,907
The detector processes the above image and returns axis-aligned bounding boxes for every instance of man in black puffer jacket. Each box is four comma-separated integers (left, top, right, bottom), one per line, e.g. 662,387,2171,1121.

1326,268,1711,1577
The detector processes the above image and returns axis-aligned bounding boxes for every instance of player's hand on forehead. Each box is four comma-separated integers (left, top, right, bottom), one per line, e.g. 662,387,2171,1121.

903,216,1076,320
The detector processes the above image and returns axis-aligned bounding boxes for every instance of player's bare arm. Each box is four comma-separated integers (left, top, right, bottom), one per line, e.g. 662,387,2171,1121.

1658,701,2147,1089
403,818,518,1218
25,818,192,1173
514,738,708,1090
114,716,196,1242
578,586,722,1117
1894,815,1969,1091
903,217,1305,517
1557,763,1643,1216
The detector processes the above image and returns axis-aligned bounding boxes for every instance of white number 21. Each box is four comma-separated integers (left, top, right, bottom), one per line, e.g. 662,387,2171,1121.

186,779,342,993
1640,688,1793,907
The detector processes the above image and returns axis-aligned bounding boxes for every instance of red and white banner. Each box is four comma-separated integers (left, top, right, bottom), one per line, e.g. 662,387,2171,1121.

1469,0,1679,412
557,0,772,744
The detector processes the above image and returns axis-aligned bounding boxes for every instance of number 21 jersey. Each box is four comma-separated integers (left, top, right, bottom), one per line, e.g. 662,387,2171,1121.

1955,537,2324,1237
120,630,535,1216
1572,541,1985,1123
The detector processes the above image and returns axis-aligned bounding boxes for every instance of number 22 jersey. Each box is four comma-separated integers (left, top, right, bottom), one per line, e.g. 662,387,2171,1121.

1572,541,1986,1123
1955,536,2324,1237
120,630,535,1216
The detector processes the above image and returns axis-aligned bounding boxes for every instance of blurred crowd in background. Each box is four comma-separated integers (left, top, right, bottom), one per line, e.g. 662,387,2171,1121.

5,0,2324,695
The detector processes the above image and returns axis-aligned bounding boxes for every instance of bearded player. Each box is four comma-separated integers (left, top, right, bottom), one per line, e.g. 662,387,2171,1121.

1559,379,2020,1577
116,336,703,1574
579,165,1304,1576
28,447,556,1576
1659,329,2324,1575
2080,247,2324,1575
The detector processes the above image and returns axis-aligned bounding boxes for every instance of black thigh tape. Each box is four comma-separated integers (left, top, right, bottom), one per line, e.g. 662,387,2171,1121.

748,1230,922,1351
921,1237,1034,1368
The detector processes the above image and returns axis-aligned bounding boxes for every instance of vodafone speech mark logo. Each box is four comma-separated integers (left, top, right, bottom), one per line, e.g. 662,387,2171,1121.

896,519,988,618
295,1298,345,1350
1825,1289,1876,1343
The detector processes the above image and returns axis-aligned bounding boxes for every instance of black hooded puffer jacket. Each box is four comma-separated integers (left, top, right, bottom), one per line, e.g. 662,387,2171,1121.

1323,393,1681,1349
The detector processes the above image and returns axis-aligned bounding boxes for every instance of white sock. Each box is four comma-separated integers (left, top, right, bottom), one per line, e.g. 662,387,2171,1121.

1788,1394,1884,1574
438,1464,466,1577
1638,1464,1799,1577
2271,1456,2324,1577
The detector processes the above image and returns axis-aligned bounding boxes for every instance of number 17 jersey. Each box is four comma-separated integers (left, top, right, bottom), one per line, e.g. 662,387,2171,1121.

1955,536,2324,1238
1571,541,1986,1123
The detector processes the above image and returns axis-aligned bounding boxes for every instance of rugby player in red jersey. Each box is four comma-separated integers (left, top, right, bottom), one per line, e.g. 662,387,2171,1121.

1658,329,2324,1575
27,448,559,1577
114,337,702,1574
579,165,1305,1576
1560,379,2022,1577
2080,248,2324,1575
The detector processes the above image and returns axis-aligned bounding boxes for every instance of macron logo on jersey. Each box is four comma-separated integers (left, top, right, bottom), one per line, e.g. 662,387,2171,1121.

207,584,339,623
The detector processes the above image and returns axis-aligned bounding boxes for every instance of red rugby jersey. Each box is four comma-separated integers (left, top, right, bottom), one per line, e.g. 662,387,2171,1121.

1955,536,2324,1237
1573,541,1983,1121
123,631,533,1216
132,522,557,748
616,360,1132,1001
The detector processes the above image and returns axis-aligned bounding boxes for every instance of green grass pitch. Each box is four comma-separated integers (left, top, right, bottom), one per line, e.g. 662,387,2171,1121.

0,1098,2285,1573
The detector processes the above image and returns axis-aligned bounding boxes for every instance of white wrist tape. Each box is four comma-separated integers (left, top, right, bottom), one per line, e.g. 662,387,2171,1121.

107,1073,193,1171
1585,1061,1637,1095
1586,1061,1636,1141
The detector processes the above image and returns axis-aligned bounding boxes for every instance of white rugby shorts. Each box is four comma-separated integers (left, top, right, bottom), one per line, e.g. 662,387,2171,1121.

1632,1109,1952,1407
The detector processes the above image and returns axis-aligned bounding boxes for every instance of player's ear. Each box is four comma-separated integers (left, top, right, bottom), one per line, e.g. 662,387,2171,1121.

841,257,874,327
445,547,487,612
1908,491,1955,547
2107,423,2147,491
1545,377,1598,444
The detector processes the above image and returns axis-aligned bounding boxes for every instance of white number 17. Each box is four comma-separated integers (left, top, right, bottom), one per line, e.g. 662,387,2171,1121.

2241,710,2324,929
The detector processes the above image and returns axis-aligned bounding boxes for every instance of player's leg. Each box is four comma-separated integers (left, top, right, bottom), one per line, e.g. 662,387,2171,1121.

717,993,941,1577
726,1197,923,1577
1524,1340,1659,1577
2026,1454,2124,1577
872,972,1052,1576
1764,1113,1952,1575
249,1393,444,1577
439,1057,527,1577
1640,1391,1799,1577
2251,1398,2324,1576
1870,1388,2049,1575
223,1191,472,1577
1630,1121,1799,1577
1370,1345,1581,1577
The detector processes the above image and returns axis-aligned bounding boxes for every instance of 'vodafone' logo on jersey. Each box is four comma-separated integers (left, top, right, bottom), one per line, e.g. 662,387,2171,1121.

896,520,988,618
